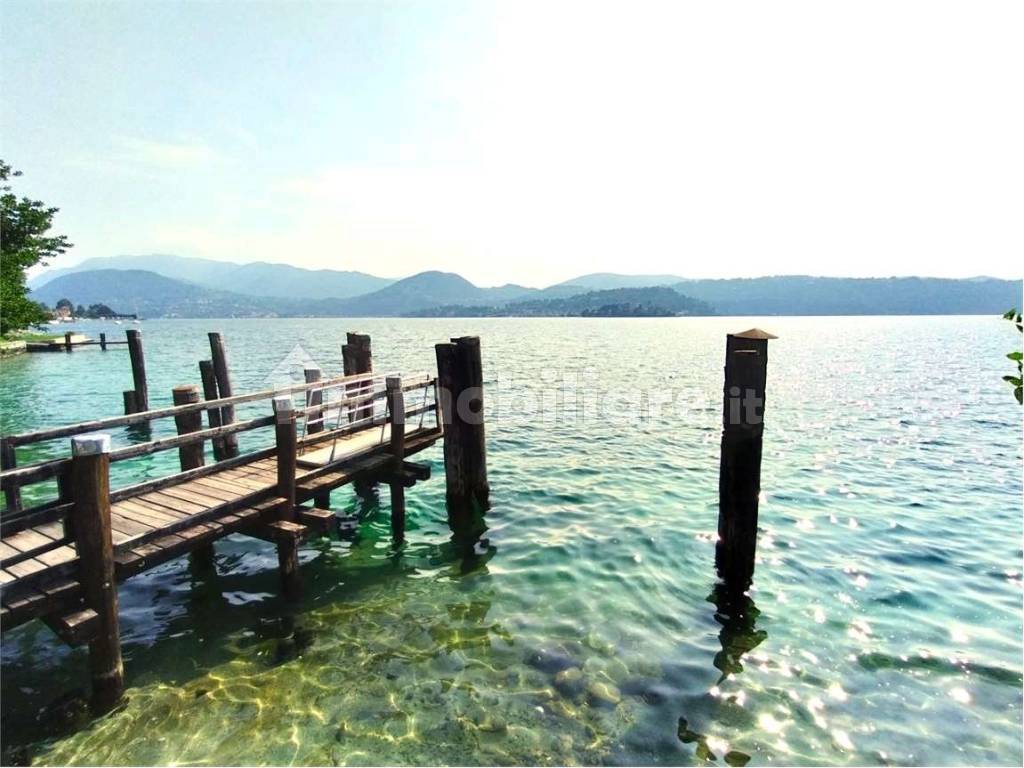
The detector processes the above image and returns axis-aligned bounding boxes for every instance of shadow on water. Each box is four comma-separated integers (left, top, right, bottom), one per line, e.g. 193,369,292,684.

669,586,767,766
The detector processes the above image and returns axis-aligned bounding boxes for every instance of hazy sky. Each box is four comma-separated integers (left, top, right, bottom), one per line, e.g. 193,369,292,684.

2,1,1021,287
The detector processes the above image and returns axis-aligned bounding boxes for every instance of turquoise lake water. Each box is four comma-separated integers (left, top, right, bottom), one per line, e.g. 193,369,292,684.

1,316,1021,766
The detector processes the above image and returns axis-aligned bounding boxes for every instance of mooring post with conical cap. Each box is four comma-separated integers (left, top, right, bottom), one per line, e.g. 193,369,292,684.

716,328,777,593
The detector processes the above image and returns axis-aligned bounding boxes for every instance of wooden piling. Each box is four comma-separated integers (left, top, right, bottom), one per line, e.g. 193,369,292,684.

198,360,228,461
69,433,124,712
386,376,406,543
343,333,374,497
122,390,138,415
173,385,215,569
99,332,107,351
64,332,73,353
435,336,490,513
126,330,148,413
208,333,239,458
1,437,22,512
304,368,330,508
273,396,301,600
342,332,372,422
716,328,776,593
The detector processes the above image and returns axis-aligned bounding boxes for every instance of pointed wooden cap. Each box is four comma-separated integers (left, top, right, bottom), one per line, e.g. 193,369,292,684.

731,328,778,340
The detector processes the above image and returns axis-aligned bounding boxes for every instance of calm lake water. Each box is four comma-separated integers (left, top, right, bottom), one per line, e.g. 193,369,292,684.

1,316,1021,766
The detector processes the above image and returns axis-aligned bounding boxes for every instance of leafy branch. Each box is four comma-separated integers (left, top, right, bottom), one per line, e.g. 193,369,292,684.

1003,309,1023,405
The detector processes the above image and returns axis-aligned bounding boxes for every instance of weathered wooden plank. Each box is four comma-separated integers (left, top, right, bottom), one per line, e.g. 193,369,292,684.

108,446,277,503
116,499,182,526
169,481,247,505
144,490,209,516
4,528,54,553
34,545,76,569
0,542,20,560
145,484,229,510
106,513,156,539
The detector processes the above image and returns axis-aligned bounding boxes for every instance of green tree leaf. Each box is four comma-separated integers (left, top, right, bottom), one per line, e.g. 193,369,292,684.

1,160,72,335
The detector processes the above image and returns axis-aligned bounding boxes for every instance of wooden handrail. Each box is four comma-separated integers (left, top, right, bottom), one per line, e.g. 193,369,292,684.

3,369,387,447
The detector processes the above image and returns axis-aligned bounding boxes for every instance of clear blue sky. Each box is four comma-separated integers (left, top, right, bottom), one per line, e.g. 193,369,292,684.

2,1,1021,286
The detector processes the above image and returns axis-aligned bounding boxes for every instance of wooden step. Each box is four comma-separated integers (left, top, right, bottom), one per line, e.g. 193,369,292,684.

245,519,308,543
43,607,99,646
297,507,335,533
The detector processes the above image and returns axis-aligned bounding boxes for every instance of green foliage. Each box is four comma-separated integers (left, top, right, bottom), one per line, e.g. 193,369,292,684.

1,161,71,334
1003,309,1023,405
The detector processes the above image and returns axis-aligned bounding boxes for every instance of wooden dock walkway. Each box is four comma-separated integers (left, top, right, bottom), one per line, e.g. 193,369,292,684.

0,332,491,712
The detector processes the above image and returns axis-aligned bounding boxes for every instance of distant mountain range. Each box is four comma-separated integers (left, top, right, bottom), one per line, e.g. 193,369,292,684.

28,254,393,300
28,254,1022,318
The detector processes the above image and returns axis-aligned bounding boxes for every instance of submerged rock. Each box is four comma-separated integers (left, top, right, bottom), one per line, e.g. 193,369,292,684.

554,666,586,698
526,647,579,675
586,680,621,707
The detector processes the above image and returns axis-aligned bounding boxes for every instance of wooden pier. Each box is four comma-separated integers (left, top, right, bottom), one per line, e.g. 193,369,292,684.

0,332,488,712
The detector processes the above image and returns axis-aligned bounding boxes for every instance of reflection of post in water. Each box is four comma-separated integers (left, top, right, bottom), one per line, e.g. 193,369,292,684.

708,583,767,683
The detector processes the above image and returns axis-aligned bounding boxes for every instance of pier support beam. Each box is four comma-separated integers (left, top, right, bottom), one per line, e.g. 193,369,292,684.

173,385,215,570
304,367,330,509
386,376,406,544
70,433,124,713
716,328,776,594
126,329,148,413
435,336,490,516
273,396,301,601
209,333,239,459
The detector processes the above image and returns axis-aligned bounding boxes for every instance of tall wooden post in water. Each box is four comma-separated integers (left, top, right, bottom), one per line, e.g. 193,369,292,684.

126,329,148,413
435,336,490,514
173,385,215,569
208,333,239,458
70,433,124,712
386,376,406,543
716,328,776,593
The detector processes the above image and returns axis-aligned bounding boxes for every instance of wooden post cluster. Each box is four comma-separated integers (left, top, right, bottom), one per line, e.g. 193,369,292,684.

435,336,490,514
716,328,776,593
208,333,239,458
173,385,215,569
386,376,406,543
198,360,228,461
198,333,238,460
342,333,373,422
343,333,374,498
273,396,301,600
70,433,125,712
